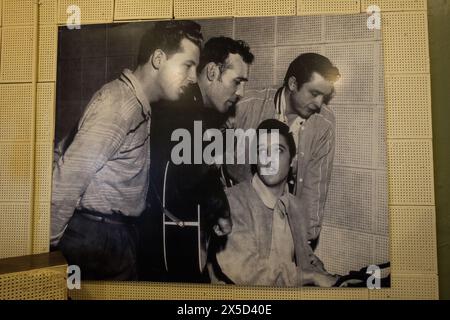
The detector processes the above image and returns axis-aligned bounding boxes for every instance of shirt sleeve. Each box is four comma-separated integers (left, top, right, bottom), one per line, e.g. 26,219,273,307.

50,90,129,244
299,121,335,241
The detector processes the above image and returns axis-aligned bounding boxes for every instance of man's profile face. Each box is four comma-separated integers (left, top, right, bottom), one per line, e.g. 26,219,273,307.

257,132,292,187
288,71,334,119
158,38,200,101
208,53,249,113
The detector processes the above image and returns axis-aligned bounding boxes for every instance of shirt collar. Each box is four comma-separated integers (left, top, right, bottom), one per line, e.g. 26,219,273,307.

120,69,151,116
275,87,305,126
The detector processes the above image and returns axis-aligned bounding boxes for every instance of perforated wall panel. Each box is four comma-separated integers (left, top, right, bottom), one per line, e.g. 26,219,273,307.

325,42,382,105
361,0,427,12
390,206,437,274
32,202,50,254
0,203,30,259
1,0,34,26
388,140,435,205
235,17,276,47
277,15,323,45
39,26,57,82
174,0,234,19
0,268,66,300
385,74,432,138
315,226,380,278
235,0,296,17
324,13,381,43
0,84,33,141
39,0,58,25
197,18,234,42
297,0,361,15
36,83,55,143
114,0,172,21
0,26,33,83
0,143,32,203
58,0,114,25
324,167,374,233
369,275,438,300
382,12,429,74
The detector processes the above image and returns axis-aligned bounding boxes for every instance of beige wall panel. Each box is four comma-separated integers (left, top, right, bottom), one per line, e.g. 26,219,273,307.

390,206,437,274
382,11,429,73
324,13,381,43
385,74,432,138
369,274,438,299
0,84,33,141
39,0,58,25
297,0,361,15
2,0,57,25
39,26,58,82
235,0,296,17
0,203,30,259
300,288,369,300
174,0,234,19
387,139,435,205
361,0,427,12
0,25,57,82
69,281,369,300
0,268,66,300
2,0,33,26
58,0,114,25
36,83,56,143
114,0,172,21
0,143,32,202
32,202,50,254
0,26,33,83
34,143,53,205
69,282,300,300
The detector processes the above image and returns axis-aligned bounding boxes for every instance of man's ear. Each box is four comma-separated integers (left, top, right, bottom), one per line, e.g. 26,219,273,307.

205,62,219,82
287,76,298,92
151,49,166,70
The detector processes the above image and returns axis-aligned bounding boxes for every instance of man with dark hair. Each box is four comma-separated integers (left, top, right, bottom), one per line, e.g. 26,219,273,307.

226,53,340,254
51,20,203,280
209,119,338,287
196,37,255,113
139,36,254,282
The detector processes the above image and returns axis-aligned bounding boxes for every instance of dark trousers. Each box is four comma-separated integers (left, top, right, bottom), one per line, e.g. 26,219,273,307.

59,210,139,281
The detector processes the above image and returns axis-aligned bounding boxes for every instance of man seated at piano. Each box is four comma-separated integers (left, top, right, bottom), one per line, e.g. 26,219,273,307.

208,119,338,287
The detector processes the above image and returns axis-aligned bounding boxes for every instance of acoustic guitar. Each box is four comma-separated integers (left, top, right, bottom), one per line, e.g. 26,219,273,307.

161,161,209,277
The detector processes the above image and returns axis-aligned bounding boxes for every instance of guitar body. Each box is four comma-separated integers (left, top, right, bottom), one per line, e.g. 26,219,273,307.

162,161,209,279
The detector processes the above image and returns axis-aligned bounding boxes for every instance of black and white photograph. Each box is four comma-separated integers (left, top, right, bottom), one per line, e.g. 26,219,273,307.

50,14,390,287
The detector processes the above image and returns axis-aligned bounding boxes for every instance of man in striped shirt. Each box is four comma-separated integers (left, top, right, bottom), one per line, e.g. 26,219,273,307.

51,21,203,280
226,53,340,260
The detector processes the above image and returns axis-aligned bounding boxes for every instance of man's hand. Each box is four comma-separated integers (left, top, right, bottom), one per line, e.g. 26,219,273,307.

302,270,339,287
313,272,340,287
213,217,232,236
337,278,365,287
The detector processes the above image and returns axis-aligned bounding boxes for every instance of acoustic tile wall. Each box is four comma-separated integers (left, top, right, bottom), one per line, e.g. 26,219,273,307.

0,0,437,300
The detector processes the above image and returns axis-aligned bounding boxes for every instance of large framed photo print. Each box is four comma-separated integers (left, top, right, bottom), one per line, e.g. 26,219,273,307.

52,14,390,288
